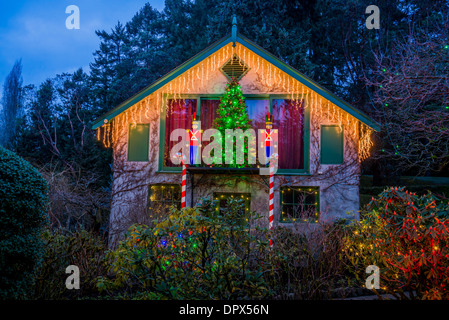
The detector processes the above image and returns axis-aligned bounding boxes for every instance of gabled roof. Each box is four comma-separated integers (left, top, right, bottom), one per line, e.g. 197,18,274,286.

92,33,380,131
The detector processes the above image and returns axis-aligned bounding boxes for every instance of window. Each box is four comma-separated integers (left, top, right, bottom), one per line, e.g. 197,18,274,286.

200,99,220,153
213,193,251,223
128,124,149,161
148,184,181,219
160,95,309,172
200,98,268,133
200,99,220,131
280,187,319,223
272,99,305,170
164,99,196,167
246,99,269,131
320,125,344,164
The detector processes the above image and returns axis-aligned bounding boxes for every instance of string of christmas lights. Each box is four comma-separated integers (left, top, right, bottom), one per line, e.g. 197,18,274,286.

95,42,373,162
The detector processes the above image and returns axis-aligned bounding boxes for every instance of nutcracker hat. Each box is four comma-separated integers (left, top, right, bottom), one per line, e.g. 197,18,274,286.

192,112,200,127
265,112,273,125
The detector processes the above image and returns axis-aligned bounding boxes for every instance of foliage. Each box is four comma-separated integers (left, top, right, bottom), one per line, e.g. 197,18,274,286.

0,146,49,299
98,196,352,300
32,229,108,299
39,165,111,233
344,187,449,299
0,59,23,150
4,0,448,183
14,70,112,233
365,18,449,175
264,221,349,299
97,197,270,299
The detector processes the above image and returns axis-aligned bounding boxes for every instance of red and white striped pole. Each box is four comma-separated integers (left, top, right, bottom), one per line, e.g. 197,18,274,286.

268,153,278,247
268,158,274,247
175,152,188,208
181,158,187,208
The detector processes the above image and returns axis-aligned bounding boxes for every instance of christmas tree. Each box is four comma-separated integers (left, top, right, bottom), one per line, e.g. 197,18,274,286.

213,77,253,167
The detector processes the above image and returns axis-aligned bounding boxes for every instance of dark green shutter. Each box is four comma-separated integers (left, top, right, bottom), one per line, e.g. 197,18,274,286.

128,124,149,161
320,125,343,164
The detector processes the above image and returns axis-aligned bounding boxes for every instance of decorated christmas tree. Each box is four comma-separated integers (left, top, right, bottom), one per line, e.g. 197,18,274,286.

213,77,253,167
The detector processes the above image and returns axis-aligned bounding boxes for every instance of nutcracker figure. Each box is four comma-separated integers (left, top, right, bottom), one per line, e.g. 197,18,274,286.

187,112,202,165
260,112,277,165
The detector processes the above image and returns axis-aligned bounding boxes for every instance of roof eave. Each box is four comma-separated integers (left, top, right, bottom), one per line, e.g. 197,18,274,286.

236,34,381,132
92,32,380,132
91,34,233,129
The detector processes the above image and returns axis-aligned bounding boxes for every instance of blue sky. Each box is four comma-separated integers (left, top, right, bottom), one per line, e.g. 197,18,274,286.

0,0,165,92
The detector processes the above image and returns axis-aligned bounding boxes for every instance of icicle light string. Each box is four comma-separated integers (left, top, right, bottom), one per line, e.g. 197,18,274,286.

103,123,107,148
140,101,143,123
144,98,149,120
95,43,374,161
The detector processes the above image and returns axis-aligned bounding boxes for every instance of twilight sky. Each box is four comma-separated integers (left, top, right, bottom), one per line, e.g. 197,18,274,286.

0,0,165,92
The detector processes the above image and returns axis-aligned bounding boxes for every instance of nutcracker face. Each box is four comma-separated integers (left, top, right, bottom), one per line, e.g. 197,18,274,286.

266,123,272,130
192,122,199,131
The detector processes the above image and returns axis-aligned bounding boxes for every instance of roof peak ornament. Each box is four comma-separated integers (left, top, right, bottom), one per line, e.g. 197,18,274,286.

232,14,237,47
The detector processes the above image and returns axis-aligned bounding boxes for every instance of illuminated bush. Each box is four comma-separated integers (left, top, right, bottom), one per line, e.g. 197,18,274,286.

344,187,449,299
97,198,269,299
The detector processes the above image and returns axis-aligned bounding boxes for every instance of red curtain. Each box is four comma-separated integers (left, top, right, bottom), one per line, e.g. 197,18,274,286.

164,99,196,167
200,99,220,131
164,98,304,169
272,99,305,169
200,99,220,152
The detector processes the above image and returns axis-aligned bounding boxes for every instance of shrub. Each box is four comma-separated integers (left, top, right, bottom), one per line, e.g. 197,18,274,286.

344,187,449,300
264,220,348,299
32,229,108,299
98,197,351,300
97,197,270,299
0,146,49,299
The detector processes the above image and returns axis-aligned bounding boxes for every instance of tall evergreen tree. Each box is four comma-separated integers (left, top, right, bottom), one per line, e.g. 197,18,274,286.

90,22,128,113
1,59,23,150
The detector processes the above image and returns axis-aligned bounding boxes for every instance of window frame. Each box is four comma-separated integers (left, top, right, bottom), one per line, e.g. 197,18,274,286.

270,94,310,174
158,94,198,172
158,93,310,174
280,186,320,223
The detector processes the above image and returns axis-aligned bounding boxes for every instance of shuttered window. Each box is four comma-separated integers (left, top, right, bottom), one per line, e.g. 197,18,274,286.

128,124,149,161
219,54,250,81
320,125,343,164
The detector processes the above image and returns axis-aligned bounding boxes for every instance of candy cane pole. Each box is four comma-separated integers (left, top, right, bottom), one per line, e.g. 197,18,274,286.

181,154,187,208
268,153,278,247
175,152,187,208
269,158,274,247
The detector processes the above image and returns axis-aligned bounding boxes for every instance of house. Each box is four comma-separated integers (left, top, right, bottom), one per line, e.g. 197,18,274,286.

92,18,380,247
